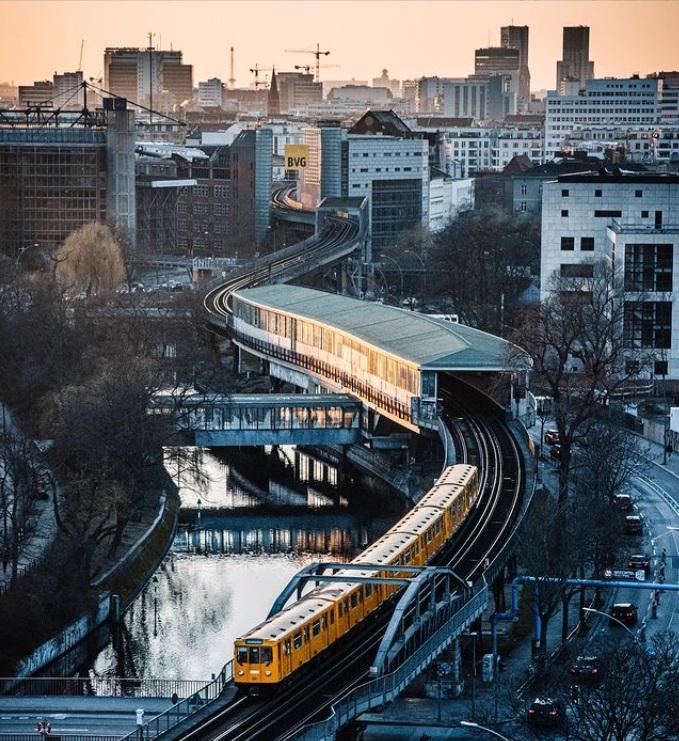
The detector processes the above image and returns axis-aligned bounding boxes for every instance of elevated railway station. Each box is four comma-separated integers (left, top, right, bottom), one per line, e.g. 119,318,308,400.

228,284,531,433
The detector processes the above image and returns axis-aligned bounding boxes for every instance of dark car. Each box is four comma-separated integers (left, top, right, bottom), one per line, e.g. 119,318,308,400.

610,602,638,628
569,655,602,683
544,429,560,445
624,515,643,535
627,554,651,574
528,697,564,727
550,444,562,460
613,493,633,512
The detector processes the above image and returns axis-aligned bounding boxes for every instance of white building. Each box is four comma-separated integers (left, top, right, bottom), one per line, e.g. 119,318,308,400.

561,124,679,165
540,171,679,379
198,78,224,108
428,172,475,232
545,77,660,159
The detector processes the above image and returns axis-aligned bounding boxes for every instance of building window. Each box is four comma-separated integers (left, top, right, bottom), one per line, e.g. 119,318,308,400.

561,209,569,217
635,190,643,198
654,360,668,376
594,210,622,217
624,301,672,349
624,244,673,292
520,201,527,212
581,237,595,251
560,236,575,251
642,210,649,218
595,189,602,197
561,189,569,197
520,184,528,196
560,263,594,278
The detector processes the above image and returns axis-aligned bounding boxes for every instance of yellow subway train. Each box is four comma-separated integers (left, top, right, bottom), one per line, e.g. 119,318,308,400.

233,464,479,689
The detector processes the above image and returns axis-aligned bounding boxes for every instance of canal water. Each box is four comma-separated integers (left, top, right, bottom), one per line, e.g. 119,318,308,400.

86,446,404,681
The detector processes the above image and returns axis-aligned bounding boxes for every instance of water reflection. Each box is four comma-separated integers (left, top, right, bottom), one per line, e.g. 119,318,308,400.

86,446,403,680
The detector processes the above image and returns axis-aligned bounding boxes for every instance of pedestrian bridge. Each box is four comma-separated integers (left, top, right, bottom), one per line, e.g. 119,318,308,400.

150,392,362,447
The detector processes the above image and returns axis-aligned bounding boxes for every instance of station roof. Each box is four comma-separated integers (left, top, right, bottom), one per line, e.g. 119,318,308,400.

234,285,527,372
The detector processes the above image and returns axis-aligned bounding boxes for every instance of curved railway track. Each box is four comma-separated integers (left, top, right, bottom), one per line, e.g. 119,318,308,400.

192,220,525,741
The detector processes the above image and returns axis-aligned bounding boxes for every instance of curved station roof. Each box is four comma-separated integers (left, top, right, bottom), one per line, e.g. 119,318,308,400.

234,285,527,372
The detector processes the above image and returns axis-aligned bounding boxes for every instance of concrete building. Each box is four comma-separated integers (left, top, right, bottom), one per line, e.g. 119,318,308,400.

230,127,272,258
0,106,136,257
276,71,323,113
428,170,474,232
545,77,660,159
17,80,54,107
556,26,594,94
540,170,679,379
328,85,392,105
316,111,429,252
501,25,530,111
104,47,193,109
198,78,224,108
372,69,401,98
322,79,369,97
52,71,84,109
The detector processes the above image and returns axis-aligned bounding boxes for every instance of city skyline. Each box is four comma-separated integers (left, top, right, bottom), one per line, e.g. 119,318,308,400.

1,0,678,92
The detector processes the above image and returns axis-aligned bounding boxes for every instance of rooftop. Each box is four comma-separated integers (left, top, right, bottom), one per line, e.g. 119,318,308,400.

556,168,679,184
234,285,525,371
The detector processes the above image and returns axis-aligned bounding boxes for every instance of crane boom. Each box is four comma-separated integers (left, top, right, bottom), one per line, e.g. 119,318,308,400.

78,39,84,72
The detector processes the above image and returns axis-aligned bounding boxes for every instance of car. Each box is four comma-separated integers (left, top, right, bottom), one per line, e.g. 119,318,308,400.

610,602,638,627
624,514,643,535
544,429,560,445
527,697,564,727
550,444,562,460
569,655,602,683
627,554,651,574
613,493,634,512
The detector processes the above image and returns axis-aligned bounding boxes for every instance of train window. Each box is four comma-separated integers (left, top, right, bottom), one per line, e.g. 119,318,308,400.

249,647,260,664
427,530,433,542
366,584,372,597
330,611,335,625
351,593,358,608
304,626,310,642
237,647,248,664
293,633,302,649
284,640,291,655
312,620,321,636
358,588,364,603
338,603,343,617
321,615,327,629
344,599,350,614
262,647,273,665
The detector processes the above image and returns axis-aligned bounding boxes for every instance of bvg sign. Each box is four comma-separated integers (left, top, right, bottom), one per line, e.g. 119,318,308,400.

284,144,309,171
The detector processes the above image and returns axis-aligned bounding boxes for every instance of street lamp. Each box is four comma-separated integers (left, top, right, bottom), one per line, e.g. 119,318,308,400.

380,254,404,299
581,606,642,643
404,249,427,297
460,720,512,741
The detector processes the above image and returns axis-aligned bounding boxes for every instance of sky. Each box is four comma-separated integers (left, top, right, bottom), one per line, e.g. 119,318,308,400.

1,1,678,91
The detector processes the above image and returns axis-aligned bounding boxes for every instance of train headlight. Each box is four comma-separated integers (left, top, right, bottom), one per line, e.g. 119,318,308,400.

264,670,272,676
237,670,245,676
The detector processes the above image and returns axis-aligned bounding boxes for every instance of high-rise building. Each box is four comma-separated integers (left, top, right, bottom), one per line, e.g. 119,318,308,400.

18,80,54,107
53,71,84,109
556,26,594,94
198,78,225,108
275,72,323,113
104,47,193,109
475,47,520,77
500,25,530,111
0,106,136,257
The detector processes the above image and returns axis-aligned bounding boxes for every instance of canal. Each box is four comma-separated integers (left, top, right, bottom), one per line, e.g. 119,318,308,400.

85,445,405,681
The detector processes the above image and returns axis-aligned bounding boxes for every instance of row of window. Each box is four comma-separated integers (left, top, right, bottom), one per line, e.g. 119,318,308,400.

562,189,644,198
560,236,595,252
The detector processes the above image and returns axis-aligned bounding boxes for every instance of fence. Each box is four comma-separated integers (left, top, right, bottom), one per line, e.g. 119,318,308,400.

0,736,119,741
0,676,207,699
120,661,234,740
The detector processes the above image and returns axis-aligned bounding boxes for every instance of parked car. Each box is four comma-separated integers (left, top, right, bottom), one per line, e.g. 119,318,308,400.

550,444,562,460
569,655,602,683
528,697,564,727
613,493,634,512
624,514,643,535
627,554,651,574
544,429,560,446
610,602,638,627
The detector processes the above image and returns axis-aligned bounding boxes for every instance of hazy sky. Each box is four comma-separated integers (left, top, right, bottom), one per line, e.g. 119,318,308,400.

1,1,678,91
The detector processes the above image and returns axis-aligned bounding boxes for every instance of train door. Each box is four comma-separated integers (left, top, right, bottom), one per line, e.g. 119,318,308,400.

281,638,293,679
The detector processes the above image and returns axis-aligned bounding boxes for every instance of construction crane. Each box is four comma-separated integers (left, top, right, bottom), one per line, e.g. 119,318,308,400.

249,64,273,88
294,63,339,75
78,40,84,72
285,43,330,82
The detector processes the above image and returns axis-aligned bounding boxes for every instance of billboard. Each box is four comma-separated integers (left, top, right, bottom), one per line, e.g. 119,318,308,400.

284,144,309,171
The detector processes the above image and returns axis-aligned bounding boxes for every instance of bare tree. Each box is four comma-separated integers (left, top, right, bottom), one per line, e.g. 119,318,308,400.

56,222,125,296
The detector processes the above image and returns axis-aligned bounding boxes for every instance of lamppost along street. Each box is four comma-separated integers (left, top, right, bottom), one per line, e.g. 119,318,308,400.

582,606,643,643
380,254,404,299
460,720,512,740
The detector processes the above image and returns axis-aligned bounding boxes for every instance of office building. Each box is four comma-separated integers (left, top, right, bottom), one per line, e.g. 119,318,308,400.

540,171,679,379
18,80,54,107
104,47,193,109
501,25,530,111
0,106,136,257
428,170,474,232
198,78,224,108
545,77,660,159
276,72,323,113
556,26,594,94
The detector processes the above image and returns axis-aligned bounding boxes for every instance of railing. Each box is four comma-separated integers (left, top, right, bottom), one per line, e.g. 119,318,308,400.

0,676,207,699
120,661,233,740
0,736,119,741
288,586,489,741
